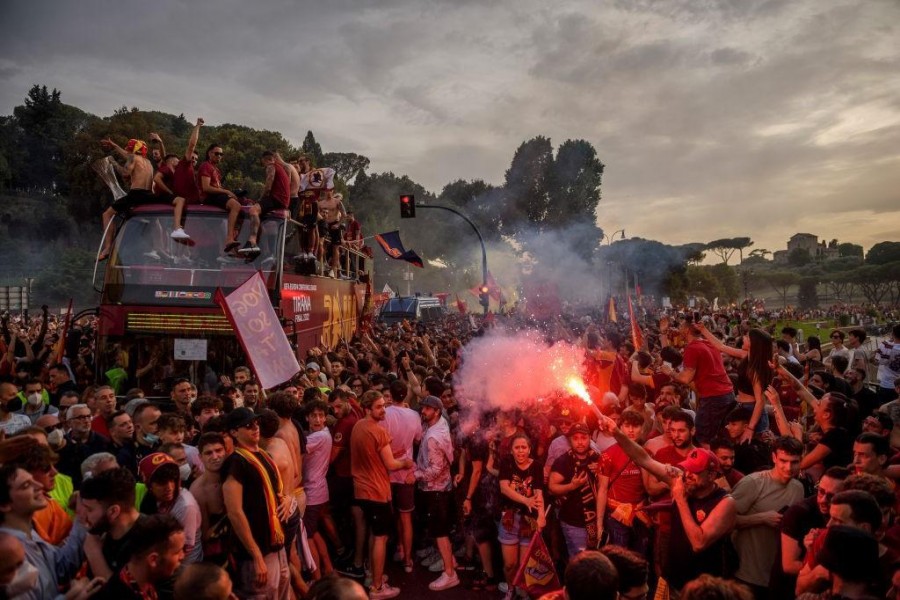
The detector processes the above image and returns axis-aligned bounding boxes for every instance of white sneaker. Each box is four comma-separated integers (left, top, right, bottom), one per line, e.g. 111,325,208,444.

170,228,191,240
368,583,401,599
143,250,160,260
428,571,460,591
498,582,510,593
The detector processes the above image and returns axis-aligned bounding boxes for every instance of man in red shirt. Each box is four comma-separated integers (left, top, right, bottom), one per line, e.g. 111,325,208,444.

238,151,289,258
198,143,245,253
149,119,203,241
662,315,736,446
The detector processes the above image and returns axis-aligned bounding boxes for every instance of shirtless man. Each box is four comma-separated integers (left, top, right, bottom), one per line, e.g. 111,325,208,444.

189,433,228,564
149,119,204,241
258,409,306,595
99,137,155,259
318,191,346,276
268,392,305,513
274,152,301,220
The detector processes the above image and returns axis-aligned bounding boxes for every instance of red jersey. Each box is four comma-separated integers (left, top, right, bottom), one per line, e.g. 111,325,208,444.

683,339,734,398
173,158,200,203
330,412,359,478
600,443,646,504
268,162,290,208
197,161,222,200
155,164,175,196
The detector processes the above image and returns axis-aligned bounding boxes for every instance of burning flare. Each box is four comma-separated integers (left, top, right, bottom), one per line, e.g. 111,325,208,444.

565,376,591,404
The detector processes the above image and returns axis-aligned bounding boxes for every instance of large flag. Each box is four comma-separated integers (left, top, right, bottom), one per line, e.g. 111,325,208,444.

215,272,301,389
455,293,467,314
628,295,644,350
512,530,562,598
608,297,618,323
374,231,423,268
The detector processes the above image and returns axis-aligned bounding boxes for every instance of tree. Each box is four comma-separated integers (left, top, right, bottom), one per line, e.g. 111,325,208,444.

321,152,370,184
837,242,863,258
797,277,819,310
763,271,798,308
848,264,895,306
705,237,753,265
865,241,900,265
676,243,707,265
301,131,324,167
787,247,812,267
502,136,554,235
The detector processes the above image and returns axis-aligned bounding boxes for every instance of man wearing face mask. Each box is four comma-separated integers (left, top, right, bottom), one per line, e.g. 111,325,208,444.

80,467,147,579
57,404,111,489
0,383,31,437
138,453,204,565
15,380,58,425
133,403,162,464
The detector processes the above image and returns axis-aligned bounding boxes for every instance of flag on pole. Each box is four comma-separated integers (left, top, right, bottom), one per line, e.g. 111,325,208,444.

374,231,423,268
628,295,644,350
455,293,467,314
55,299,74,363
511,530,562,598
608,297,618,323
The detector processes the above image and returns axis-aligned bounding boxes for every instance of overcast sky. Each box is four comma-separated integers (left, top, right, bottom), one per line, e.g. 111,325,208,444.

1,0,898,257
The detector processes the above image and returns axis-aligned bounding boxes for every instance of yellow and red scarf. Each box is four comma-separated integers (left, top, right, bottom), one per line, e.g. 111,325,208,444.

234,447,285,546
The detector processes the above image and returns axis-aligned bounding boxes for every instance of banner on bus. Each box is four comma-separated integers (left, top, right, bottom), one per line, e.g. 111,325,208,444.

215,272,301,389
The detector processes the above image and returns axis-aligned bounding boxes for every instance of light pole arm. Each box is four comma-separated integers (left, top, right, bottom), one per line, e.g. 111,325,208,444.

416,203,489,314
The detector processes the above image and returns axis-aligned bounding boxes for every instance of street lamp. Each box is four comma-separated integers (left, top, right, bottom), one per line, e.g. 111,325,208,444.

600,230,626,301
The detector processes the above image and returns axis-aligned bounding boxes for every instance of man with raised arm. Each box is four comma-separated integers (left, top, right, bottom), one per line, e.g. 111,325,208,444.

98,137,155,260
149,119,204,241
596,412,736,595
198,143,245,254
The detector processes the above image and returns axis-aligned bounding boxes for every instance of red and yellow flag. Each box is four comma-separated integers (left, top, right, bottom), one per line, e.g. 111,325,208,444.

512,531,561,598
607,297,617,323
628,295,644,350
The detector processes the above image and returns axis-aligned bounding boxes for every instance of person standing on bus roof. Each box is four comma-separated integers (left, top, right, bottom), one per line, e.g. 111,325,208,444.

198,143,245,254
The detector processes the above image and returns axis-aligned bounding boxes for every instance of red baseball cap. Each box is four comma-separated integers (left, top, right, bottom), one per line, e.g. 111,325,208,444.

138,452,179,483
677,448,720,474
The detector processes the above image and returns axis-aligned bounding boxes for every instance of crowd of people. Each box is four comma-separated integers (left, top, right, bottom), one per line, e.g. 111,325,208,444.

97,119,363,277
0,300,899,600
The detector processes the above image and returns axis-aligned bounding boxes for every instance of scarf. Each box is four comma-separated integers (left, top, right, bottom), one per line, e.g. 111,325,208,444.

234,447,285,547
565,448,599,548
119,565,158,600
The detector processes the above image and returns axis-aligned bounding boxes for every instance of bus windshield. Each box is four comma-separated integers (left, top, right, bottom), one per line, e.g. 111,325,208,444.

102,207,284,307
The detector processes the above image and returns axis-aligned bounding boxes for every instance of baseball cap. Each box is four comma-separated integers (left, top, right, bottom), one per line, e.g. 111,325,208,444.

568,422,590,437
420,395,442,411
306,362,320,371
225,407,260,431
138,453,179,483
677,448,720,474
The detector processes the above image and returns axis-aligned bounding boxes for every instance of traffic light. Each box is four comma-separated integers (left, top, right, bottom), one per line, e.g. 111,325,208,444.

400,194,416,218
479,284,490,308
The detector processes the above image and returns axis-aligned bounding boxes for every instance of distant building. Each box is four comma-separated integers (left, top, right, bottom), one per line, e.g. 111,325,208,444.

774,233,841,264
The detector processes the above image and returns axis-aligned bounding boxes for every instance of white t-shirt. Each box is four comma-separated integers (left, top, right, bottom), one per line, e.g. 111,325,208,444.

167,488,203,564
876,339,900,389
0,413,32,436
303,429,333,505
381,405,423,484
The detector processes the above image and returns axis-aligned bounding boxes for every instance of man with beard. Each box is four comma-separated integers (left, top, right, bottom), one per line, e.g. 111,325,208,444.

92,514,186,600
349,391,414,599
198,143,244,253
596,411,651,554
80,467,147,579
549,422,601,556
597,413,737,595
709,438,744,491
414,395,458,591
771,466,850,598
222,407,292,599
731,436,805,596
138,453,203,564
189,433,228,565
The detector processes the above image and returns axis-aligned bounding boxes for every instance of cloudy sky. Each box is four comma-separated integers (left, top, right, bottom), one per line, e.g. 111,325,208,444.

2,0,898,257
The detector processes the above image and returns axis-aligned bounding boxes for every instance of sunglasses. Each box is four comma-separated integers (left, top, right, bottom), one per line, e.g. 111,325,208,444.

213,151,224,156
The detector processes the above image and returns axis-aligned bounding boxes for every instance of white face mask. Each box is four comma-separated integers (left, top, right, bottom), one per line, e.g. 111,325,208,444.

27,392,43,407
47,427,65,448
179,463,192,481
2,560,39,597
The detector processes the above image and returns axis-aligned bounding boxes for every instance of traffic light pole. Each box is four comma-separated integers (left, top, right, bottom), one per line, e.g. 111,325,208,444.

416,203,490,315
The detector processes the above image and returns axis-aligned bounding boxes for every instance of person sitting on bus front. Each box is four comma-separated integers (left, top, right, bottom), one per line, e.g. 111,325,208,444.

98,137,155,260
197,143,245,254
149,120,205,241
237,151,290,258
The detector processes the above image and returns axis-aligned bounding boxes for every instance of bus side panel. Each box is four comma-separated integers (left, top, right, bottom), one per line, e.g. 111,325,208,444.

281,275,366,356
